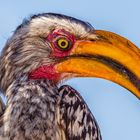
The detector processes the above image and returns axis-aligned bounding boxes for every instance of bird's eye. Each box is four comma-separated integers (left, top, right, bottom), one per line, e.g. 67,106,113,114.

56,38,71,50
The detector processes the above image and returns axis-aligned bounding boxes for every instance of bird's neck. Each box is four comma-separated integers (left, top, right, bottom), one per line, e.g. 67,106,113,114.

2,77,61,139
6,75,58,98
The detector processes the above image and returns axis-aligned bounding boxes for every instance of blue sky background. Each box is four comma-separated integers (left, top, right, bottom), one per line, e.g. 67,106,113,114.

0,0,140,139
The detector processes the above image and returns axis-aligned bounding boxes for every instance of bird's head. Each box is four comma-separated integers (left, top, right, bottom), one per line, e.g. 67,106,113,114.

0,13,140,98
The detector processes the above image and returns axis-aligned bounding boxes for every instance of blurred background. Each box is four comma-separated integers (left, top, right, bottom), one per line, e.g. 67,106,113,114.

0,0,140,139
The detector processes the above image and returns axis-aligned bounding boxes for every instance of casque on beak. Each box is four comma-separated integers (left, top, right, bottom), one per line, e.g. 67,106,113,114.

56,30,140,98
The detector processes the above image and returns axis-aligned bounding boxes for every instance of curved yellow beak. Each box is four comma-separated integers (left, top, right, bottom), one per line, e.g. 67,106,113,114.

56,30,140,98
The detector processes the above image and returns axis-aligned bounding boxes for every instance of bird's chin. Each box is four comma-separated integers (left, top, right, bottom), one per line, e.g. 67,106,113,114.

57,73,78,84
28,64,77,84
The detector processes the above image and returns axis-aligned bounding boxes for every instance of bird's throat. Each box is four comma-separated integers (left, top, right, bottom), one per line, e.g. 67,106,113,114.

29,65,60,82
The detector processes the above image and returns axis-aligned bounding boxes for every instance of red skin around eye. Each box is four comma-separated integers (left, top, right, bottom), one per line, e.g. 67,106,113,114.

47,29,76,58
29,29,76,81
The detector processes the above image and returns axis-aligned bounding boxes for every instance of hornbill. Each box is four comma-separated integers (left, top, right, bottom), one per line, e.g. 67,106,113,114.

0,13,139,140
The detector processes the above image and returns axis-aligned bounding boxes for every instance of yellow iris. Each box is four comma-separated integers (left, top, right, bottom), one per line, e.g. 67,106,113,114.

57,38,69,49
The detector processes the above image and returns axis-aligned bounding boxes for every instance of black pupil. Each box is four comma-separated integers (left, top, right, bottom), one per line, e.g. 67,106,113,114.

61,41,66,46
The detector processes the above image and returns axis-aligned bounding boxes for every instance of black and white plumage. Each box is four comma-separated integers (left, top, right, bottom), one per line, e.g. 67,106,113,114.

0,13,139,140
59,85,101,140
0,77,101,140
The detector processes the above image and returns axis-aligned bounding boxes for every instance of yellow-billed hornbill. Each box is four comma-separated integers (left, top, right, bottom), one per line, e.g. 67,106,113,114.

0,13,140,140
